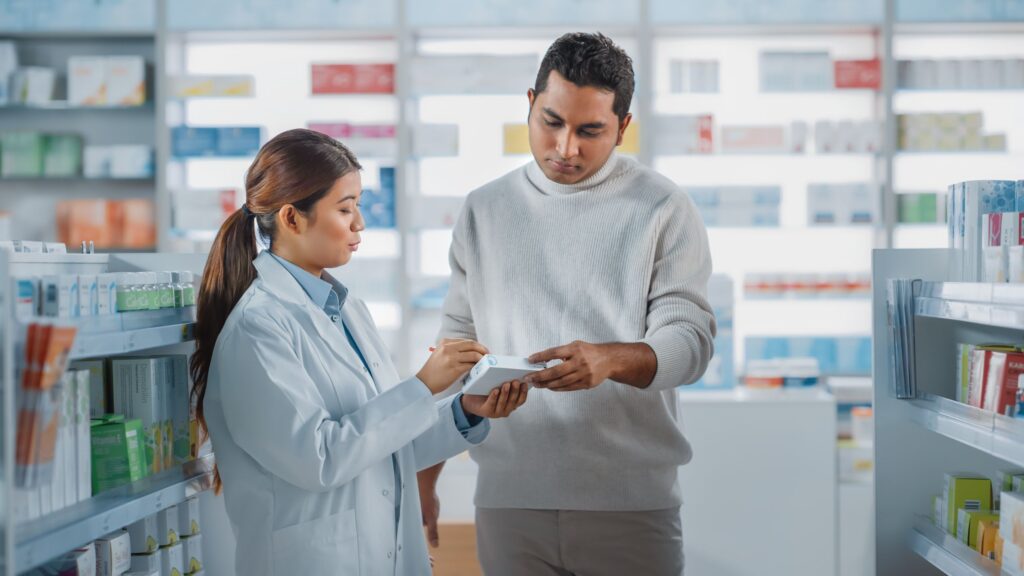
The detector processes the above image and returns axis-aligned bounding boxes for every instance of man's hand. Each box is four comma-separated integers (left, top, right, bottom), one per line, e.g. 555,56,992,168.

526,340,659,390
525,341,613,391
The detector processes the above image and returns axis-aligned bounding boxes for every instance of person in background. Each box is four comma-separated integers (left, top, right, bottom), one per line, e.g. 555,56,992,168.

418,33,716,575
190,128,528,576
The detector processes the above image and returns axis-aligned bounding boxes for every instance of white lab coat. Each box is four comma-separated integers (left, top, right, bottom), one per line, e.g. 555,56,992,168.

204,250,489,576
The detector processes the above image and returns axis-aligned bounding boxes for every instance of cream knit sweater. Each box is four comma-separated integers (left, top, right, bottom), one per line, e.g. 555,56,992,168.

439,154,716,510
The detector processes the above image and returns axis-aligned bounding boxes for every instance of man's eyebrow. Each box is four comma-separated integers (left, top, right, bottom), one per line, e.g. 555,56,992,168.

542,107,606,130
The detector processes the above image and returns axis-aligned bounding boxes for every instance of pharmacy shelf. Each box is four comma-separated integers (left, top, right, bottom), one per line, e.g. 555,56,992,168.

0,102,152,111
0,177,154,183
916,281,1024,330
50,308,198,360
907,393,1024,468
909,516,999,576
15,455,214,572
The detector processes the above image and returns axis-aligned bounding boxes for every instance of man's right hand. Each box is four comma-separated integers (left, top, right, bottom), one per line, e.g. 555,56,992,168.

417,339,488,395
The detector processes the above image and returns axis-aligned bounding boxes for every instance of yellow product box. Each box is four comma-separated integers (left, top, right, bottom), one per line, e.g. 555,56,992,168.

945,474,992,535
957,509,998,549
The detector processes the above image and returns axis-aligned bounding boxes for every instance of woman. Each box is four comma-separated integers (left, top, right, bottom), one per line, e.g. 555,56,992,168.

190,129,527,576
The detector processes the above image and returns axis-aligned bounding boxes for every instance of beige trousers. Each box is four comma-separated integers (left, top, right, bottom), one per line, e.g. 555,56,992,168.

475,507,684,576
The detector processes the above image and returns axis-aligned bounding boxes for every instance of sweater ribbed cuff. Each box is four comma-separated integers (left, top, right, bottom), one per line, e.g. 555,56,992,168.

641,330,700,391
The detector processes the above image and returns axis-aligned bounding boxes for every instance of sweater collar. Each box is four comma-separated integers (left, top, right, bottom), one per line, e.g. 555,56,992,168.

525,153,620,196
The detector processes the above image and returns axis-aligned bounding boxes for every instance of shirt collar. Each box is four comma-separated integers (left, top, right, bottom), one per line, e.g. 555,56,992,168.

269,252,349,312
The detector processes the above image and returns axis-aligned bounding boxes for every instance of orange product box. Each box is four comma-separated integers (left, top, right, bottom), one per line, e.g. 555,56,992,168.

120,199,156,249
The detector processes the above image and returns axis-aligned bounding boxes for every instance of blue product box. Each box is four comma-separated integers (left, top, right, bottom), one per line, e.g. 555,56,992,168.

1016,181,1024,212
216,127,262,157
171,127,218,158
745,335,871,376
687,187,719,208
976,180,1017,214
836,336,873,375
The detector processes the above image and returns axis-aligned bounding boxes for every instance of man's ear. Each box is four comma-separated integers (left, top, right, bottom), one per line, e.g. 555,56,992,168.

616,112,633,146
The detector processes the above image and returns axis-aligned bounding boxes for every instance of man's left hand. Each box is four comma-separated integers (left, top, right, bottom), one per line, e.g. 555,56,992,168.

525,340,611,392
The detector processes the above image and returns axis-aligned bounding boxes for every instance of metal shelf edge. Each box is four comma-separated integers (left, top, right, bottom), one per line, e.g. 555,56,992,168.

910,517,999,575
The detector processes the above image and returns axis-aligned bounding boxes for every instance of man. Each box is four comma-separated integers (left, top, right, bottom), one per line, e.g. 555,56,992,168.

418,32,715,575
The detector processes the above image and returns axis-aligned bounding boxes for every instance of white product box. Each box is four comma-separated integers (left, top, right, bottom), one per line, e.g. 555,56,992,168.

109,145,153,178
651,114,714,154
462,355,544,396
160,357,174,471
157,505,180,546
122,570,158,576
11,67,56,105
78,274,98,317
106,56,146,105
129,515,160,554
814,120,836,153
62,374,77,508
95,530,132,576
980,59,1004,89
412,124,459,158
98,273,118,315
960,59,983,88
178,497,201,537
160,542,184,576
75,369,92,502
181,534,203,574
42,274,79,318
68,56,107,106
112,358,165,475
51,543,97,576
12,240,43,253
84,146,112,178
14,276,40,321
788,121,808,154
129,552,160,573
43,242,66,254
72,360,106,418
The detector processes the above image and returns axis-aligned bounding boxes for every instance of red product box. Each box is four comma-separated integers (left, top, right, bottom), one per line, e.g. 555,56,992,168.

984,351,1024,416
988,212,1004,247
834,59,881,90
696,115,713,153
308,123,352,139
311,64,395,95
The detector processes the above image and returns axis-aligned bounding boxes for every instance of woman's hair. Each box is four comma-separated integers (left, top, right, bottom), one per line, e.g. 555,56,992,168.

190,128,361,493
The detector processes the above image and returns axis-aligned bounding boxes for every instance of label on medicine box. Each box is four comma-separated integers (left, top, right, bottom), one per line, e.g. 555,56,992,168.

128,514,160,554
95,530,131,576
178,496,201,536
182,534,203,574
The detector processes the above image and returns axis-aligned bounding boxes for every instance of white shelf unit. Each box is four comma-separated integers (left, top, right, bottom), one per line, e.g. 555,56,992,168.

0,251,209,576
873,248,1024,574
0,30,161,247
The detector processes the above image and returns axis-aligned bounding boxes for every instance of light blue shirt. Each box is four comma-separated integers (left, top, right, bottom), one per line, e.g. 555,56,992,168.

270,253,484,523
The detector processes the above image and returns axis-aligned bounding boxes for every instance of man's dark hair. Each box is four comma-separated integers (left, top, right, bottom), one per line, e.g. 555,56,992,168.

533,32,635,122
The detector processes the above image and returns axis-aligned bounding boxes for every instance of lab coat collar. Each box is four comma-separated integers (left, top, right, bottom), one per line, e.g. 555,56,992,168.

252,250,381,394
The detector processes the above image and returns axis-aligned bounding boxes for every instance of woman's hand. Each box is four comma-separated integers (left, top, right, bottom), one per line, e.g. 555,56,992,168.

417,339,489,395
461,381,529,419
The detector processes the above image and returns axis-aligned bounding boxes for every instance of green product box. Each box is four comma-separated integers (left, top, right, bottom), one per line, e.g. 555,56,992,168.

945,474,993,536
43,134,82,177
999,470,1024,492
0,131,45,177
90,414,146,494
957,509,999,550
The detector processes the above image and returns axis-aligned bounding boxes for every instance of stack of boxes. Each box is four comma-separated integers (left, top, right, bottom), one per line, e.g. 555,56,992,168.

954,343,1024,418
897,58,1024,90
129,498,203,576
68,56,147,107
807,183,877,226
949,180,1024,282
171,126,262,158
685,185,781,227
897,112,1006,152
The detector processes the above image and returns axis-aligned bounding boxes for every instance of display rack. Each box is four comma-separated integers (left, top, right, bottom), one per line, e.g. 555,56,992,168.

874,248,1024,574
0,251,209,575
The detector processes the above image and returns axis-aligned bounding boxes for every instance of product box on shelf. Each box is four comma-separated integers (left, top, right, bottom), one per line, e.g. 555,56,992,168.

68,56,107,106
216,127,262,157
43,134,83,178
171,74,255,98
957,509,999,549
106,56,146,106
129,514,160,554
978,519,1000,557
181,534,203,574
0,131,45,177
95,530,132,576
158,505,181,547
112,357,167,476
11,66,56,105
178,496,201,537
311,63,395,94
945,474,993,536
128,551,160,574
160,542,185,576
90,415,146,493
